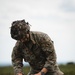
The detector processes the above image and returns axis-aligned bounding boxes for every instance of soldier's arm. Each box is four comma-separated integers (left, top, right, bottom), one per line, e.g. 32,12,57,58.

11,41,24,75
40,34,56,73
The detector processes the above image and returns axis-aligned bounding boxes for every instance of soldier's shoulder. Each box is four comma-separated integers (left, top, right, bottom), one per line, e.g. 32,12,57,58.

15,41,20,46
13,41,21,49
30,31,47,36
30,31,51,41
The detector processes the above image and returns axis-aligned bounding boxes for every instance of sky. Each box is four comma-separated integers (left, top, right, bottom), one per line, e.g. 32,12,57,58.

0,0,75,66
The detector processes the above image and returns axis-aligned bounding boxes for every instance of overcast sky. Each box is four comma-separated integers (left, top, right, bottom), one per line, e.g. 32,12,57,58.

0,0,75,66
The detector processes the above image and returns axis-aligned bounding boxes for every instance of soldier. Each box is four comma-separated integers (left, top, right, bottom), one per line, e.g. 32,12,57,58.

10,20,64,75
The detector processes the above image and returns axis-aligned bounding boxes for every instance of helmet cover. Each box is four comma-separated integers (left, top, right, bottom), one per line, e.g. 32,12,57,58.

10,20,30,40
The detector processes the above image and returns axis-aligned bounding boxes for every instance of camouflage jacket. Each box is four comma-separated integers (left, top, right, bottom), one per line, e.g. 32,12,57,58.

11,31,60,75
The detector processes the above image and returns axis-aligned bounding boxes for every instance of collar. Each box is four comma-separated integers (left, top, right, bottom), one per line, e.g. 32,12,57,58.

29,32,36,44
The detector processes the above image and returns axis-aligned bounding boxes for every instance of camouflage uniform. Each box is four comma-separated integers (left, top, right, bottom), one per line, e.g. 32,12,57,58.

12,31,64,75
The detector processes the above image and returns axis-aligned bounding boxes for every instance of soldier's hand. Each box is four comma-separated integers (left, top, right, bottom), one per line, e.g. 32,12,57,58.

34,72,41,75
17,73,23,75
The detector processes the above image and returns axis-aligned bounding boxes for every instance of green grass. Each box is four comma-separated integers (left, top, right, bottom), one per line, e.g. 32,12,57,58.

59,64,75,75
0,64,75,75
0,66,14,75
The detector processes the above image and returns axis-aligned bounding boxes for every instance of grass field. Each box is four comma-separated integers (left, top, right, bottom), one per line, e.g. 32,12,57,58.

0,64,75,75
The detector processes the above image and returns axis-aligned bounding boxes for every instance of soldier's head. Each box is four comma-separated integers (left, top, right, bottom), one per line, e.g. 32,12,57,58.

10,19,30,42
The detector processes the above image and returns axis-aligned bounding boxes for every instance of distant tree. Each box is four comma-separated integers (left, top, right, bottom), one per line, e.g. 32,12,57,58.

67,62,75,65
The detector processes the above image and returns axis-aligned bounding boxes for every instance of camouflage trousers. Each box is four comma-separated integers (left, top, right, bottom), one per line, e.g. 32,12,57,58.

27,68,64,75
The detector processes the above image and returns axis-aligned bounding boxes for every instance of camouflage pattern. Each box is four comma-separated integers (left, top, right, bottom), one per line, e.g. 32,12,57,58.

12,31,64,75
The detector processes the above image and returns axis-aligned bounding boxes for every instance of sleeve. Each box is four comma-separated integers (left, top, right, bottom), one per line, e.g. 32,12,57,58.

40,34,57,72
11,41,24,75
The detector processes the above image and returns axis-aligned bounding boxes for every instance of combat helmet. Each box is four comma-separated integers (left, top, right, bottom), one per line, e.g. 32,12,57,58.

10,19,30,40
